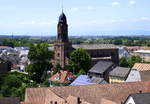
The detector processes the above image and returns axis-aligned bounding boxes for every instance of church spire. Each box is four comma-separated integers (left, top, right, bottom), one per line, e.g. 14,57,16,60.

61,0,64,13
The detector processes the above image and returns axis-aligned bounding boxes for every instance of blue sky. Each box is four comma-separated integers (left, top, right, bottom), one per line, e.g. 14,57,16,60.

0,0,150,36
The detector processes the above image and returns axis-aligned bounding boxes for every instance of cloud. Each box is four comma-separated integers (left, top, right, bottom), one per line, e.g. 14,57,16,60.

20,21,36,25
129,0,136,6
19,21,54,25
70,7,79,12
110,19,125,23
140,17,150,21
112,2,120,6
87,6,96,10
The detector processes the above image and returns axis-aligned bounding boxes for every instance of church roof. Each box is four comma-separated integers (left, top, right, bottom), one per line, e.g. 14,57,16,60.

72,44,117,50
58,12,67,24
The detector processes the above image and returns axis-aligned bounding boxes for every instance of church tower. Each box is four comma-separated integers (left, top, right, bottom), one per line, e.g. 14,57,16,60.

54,12,72,68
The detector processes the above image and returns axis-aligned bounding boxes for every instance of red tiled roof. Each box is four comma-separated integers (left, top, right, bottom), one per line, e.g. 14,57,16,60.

132,63,150,71
125,46,150,52
0,97,20,104
101,98,118,104
24,81,150,104
49,70,75,83
25,88,47,104
0,46,10,49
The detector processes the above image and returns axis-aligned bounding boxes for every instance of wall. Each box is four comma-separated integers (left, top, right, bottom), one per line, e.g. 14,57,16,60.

109,76,125,84
0,62,11,74
124,96,135,104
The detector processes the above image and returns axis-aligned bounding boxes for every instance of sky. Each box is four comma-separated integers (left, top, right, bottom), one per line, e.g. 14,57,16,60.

0,0,150,36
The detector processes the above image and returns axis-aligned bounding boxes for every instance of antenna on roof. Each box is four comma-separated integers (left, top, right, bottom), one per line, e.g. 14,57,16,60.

61,0,64,13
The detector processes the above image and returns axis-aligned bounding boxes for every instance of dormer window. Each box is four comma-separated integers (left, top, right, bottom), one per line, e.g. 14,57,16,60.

55,77,60,80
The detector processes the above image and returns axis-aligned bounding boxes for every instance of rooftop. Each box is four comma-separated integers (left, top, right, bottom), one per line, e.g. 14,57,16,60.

24,81,150,104
129,93,150,104
126,69,141,82
109,67,131,78
89,61,114,74
58,12,67,24
132,63,150,71
140,70,150,81
70,75,107,86
0,97,20,104
134,50,150,54
48,70,75,83
72,44,117,50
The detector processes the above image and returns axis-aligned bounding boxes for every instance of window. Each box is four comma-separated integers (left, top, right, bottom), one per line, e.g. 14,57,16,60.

55,77,60,80
49,101,53,104
58,53,60,57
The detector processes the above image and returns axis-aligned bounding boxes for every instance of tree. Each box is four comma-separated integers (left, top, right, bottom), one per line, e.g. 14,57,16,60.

26,43,53,82
131,55,142,63
113,39,123,45
128,55,142,68
53,64,62,74
77,69,86,77
119,57,129,67
69,48,91,74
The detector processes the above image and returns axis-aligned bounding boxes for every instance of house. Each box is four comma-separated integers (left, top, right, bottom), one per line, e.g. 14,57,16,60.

22,81,150,104
70,75,107,86
48,70,76,86
0,97,20,104
132,63,150,82
140,70,150,82
125,46,150,53
124,92,150,104
134,50,150,62
132,63,150,71
109,67,131,83
14,47,29,57
0,58,11,74
88,61,115,82
101,98,118,104
126,69,141,82
118,46,130,59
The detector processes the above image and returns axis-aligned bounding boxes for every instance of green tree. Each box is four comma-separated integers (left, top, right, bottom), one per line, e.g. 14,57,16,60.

77,69,86,77
128,55,142,68
131,55,142,62
69,48,91,74
53,64,62,74
1,86,12,97
113,39,123,45
119,57,129,67
26,43,53,83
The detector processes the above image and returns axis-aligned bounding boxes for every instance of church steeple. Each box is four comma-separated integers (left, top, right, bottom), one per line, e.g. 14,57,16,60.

58,12,67,24
54,10,72,68
57,12,69,43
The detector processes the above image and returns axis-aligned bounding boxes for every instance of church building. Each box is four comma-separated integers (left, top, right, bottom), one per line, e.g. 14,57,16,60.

54,12,119,68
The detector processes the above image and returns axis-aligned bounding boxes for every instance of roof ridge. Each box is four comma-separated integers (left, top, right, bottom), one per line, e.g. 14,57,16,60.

28,81,150,89
47,88,66,99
